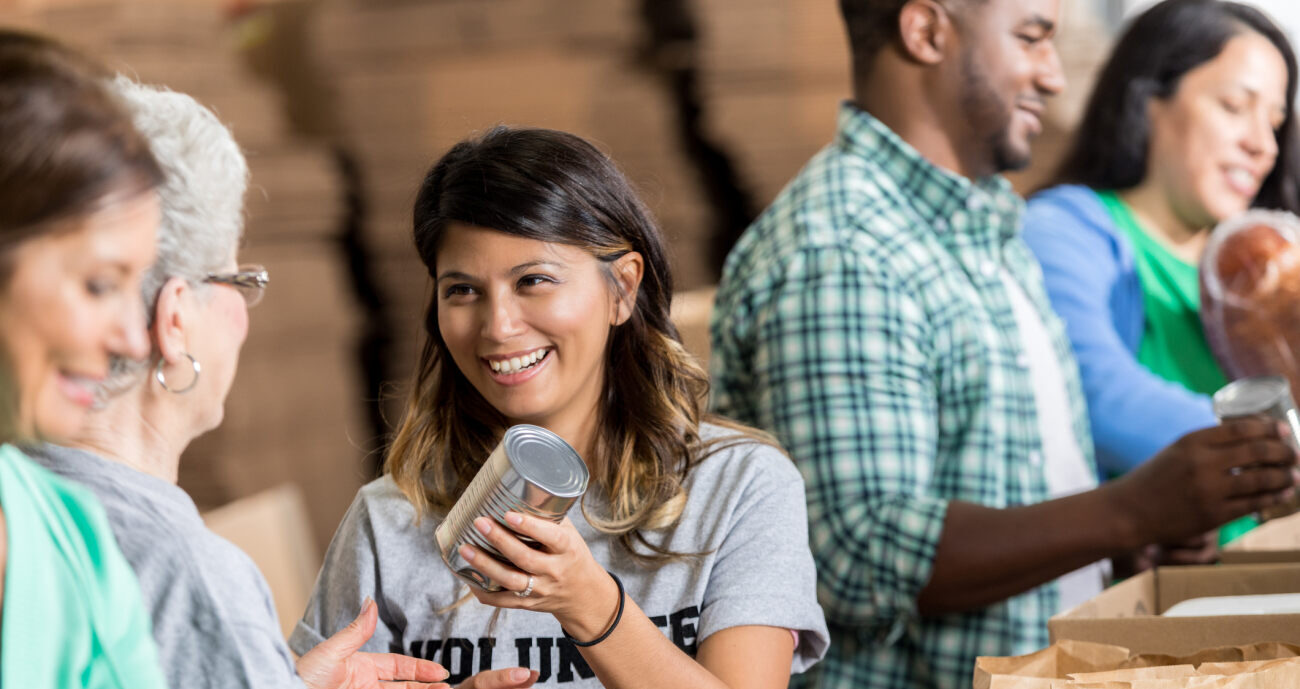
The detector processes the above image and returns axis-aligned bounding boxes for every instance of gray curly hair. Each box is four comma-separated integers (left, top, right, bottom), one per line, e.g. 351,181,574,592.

102,76,249,391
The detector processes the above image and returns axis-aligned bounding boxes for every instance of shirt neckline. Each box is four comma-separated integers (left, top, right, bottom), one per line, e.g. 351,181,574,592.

834,102,1022,249
25,443,201,522
1096,189,1198,271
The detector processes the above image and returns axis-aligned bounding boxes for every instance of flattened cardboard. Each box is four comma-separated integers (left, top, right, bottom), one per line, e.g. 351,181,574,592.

1048,564,1300,656
203,484,321,640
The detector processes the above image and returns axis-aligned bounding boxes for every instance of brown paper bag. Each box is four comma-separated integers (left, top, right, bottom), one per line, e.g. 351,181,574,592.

1205,660,1300,687
1068,666,1198,682
975,641,1135,689
976,641,1300,689
1196,659,1291,676
988,677,1058,689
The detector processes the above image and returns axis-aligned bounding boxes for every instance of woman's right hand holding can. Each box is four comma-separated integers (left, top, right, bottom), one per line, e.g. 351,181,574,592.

457,512,622,641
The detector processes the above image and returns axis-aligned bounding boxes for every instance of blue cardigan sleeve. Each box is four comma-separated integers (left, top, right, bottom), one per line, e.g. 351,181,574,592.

1022,186,1217,476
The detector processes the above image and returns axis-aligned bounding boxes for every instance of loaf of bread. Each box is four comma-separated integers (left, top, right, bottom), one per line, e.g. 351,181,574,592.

1201,211,1300,396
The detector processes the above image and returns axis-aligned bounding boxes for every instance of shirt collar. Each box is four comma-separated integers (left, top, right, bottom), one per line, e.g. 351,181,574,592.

834,101,1023,249
24,442,201,521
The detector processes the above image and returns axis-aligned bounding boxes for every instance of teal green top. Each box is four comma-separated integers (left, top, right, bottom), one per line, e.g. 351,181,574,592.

0,444,167,689
1097,191,1254,544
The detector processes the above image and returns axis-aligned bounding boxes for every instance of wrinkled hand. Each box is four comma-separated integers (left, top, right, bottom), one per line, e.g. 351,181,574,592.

457,512,620,641
296,598,451,689
455,668,540,689
1110,417,1299,546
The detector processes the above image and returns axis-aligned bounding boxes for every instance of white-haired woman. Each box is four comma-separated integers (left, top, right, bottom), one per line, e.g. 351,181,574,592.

27,77,537,689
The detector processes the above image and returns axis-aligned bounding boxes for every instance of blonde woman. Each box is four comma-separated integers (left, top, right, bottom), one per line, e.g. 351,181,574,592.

0,31,166,688
292,126,828,688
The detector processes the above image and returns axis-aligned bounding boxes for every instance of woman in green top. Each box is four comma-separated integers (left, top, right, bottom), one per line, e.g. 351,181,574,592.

0,31,169,688
1023,0,1300,550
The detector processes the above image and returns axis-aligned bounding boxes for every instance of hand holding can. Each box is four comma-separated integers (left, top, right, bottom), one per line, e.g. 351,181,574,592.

1213,376,1300,521
435,425,589,591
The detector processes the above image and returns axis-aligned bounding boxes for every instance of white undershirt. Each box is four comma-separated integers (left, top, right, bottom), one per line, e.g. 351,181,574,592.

1000,269,1106,613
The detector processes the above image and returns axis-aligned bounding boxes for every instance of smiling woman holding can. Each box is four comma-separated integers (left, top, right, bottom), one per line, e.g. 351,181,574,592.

291,126,829,689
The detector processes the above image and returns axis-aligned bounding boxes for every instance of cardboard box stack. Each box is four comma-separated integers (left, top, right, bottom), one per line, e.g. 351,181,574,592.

696,0,848,207
293,0,852,427
302,0,710,383
0,0,366,550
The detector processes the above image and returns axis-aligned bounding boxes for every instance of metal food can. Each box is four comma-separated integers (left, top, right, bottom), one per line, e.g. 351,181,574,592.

435,424,588,591
1212,375,1300,520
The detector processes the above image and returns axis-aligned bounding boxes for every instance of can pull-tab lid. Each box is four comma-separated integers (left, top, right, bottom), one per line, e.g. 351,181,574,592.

504,425,589,498
1213,375,1292,417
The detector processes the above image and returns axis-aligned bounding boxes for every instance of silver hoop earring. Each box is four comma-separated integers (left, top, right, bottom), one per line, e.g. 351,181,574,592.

156,352,201,394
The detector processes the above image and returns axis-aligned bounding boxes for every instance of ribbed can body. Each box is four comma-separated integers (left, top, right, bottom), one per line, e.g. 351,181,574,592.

436,424,588,591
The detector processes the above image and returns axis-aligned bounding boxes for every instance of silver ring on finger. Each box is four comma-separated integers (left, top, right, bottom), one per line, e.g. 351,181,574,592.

515,575,535,598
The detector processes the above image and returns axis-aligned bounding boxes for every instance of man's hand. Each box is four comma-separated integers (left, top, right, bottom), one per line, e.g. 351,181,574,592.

1151,530,1220,566
1113,531,1219,580
920,418,1296,616
1109,418,1299,548
295,598,451,689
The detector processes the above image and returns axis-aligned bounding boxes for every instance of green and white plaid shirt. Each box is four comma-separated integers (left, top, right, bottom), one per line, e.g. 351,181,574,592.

710,103,1095,689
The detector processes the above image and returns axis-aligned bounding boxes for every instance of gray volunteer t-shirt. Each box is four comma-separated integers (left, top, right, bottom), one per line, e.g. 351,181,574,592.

290,424,828,686
29,444,305,689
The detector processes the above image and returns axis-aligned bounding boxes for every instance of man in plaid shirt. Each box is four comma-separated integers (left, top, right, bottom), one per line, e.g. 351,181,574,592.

710,1,1300,688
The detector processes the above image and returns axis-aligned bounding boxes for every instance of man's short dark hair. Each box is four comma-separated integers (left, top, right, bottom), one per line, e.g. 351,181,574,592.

839,0,984,74
839,0,908,73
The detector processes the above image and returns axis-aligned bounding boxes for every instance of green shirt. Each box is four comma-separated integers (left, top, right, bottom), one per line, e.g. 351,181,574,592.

1096,191,1227,394
0,444,167,689
711,102,1094,689
1096,191,1252,543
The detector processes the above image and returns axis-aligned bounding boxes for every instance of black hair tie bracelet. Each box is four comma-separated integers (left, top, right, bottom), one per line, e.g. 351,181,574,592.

562,570,625,647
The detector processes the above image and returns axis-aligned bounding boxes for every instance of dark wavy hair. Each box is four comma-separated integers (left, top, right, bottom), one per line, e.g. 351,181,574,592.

386,126,769,563
1049,0,1300,212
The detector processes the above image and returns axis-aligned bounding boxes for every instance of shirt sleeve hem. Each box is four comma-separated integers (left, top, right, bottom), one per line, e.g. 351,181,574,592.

696,593,830,673
288,621,328,658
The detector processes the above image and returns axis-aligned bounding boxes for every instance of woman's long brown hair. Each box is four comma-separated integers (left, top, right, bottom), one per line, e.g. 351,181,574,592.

386,126,770,564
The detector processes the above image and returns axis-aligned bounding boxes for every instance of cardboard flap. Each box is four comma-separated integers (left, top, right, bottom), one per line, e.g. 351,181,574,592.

203,484,321,640
1223,512,1300,551
1059,571,1157,620
1157,565,1300,611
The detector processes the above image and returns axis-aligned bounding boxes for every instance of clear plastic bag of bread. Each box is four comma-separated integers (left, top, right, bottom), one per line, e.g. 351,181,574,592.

1201,210,1300,520
1201,210,1300,388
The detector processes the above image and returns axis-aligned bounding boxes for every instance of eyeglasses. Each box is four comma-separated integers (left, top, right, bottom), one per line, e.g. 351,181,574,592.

205,264,269,308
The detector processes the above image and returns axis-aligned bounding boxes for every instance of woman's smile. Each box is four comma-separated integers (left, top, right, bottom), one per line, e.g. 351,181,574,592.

483,347,554,385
